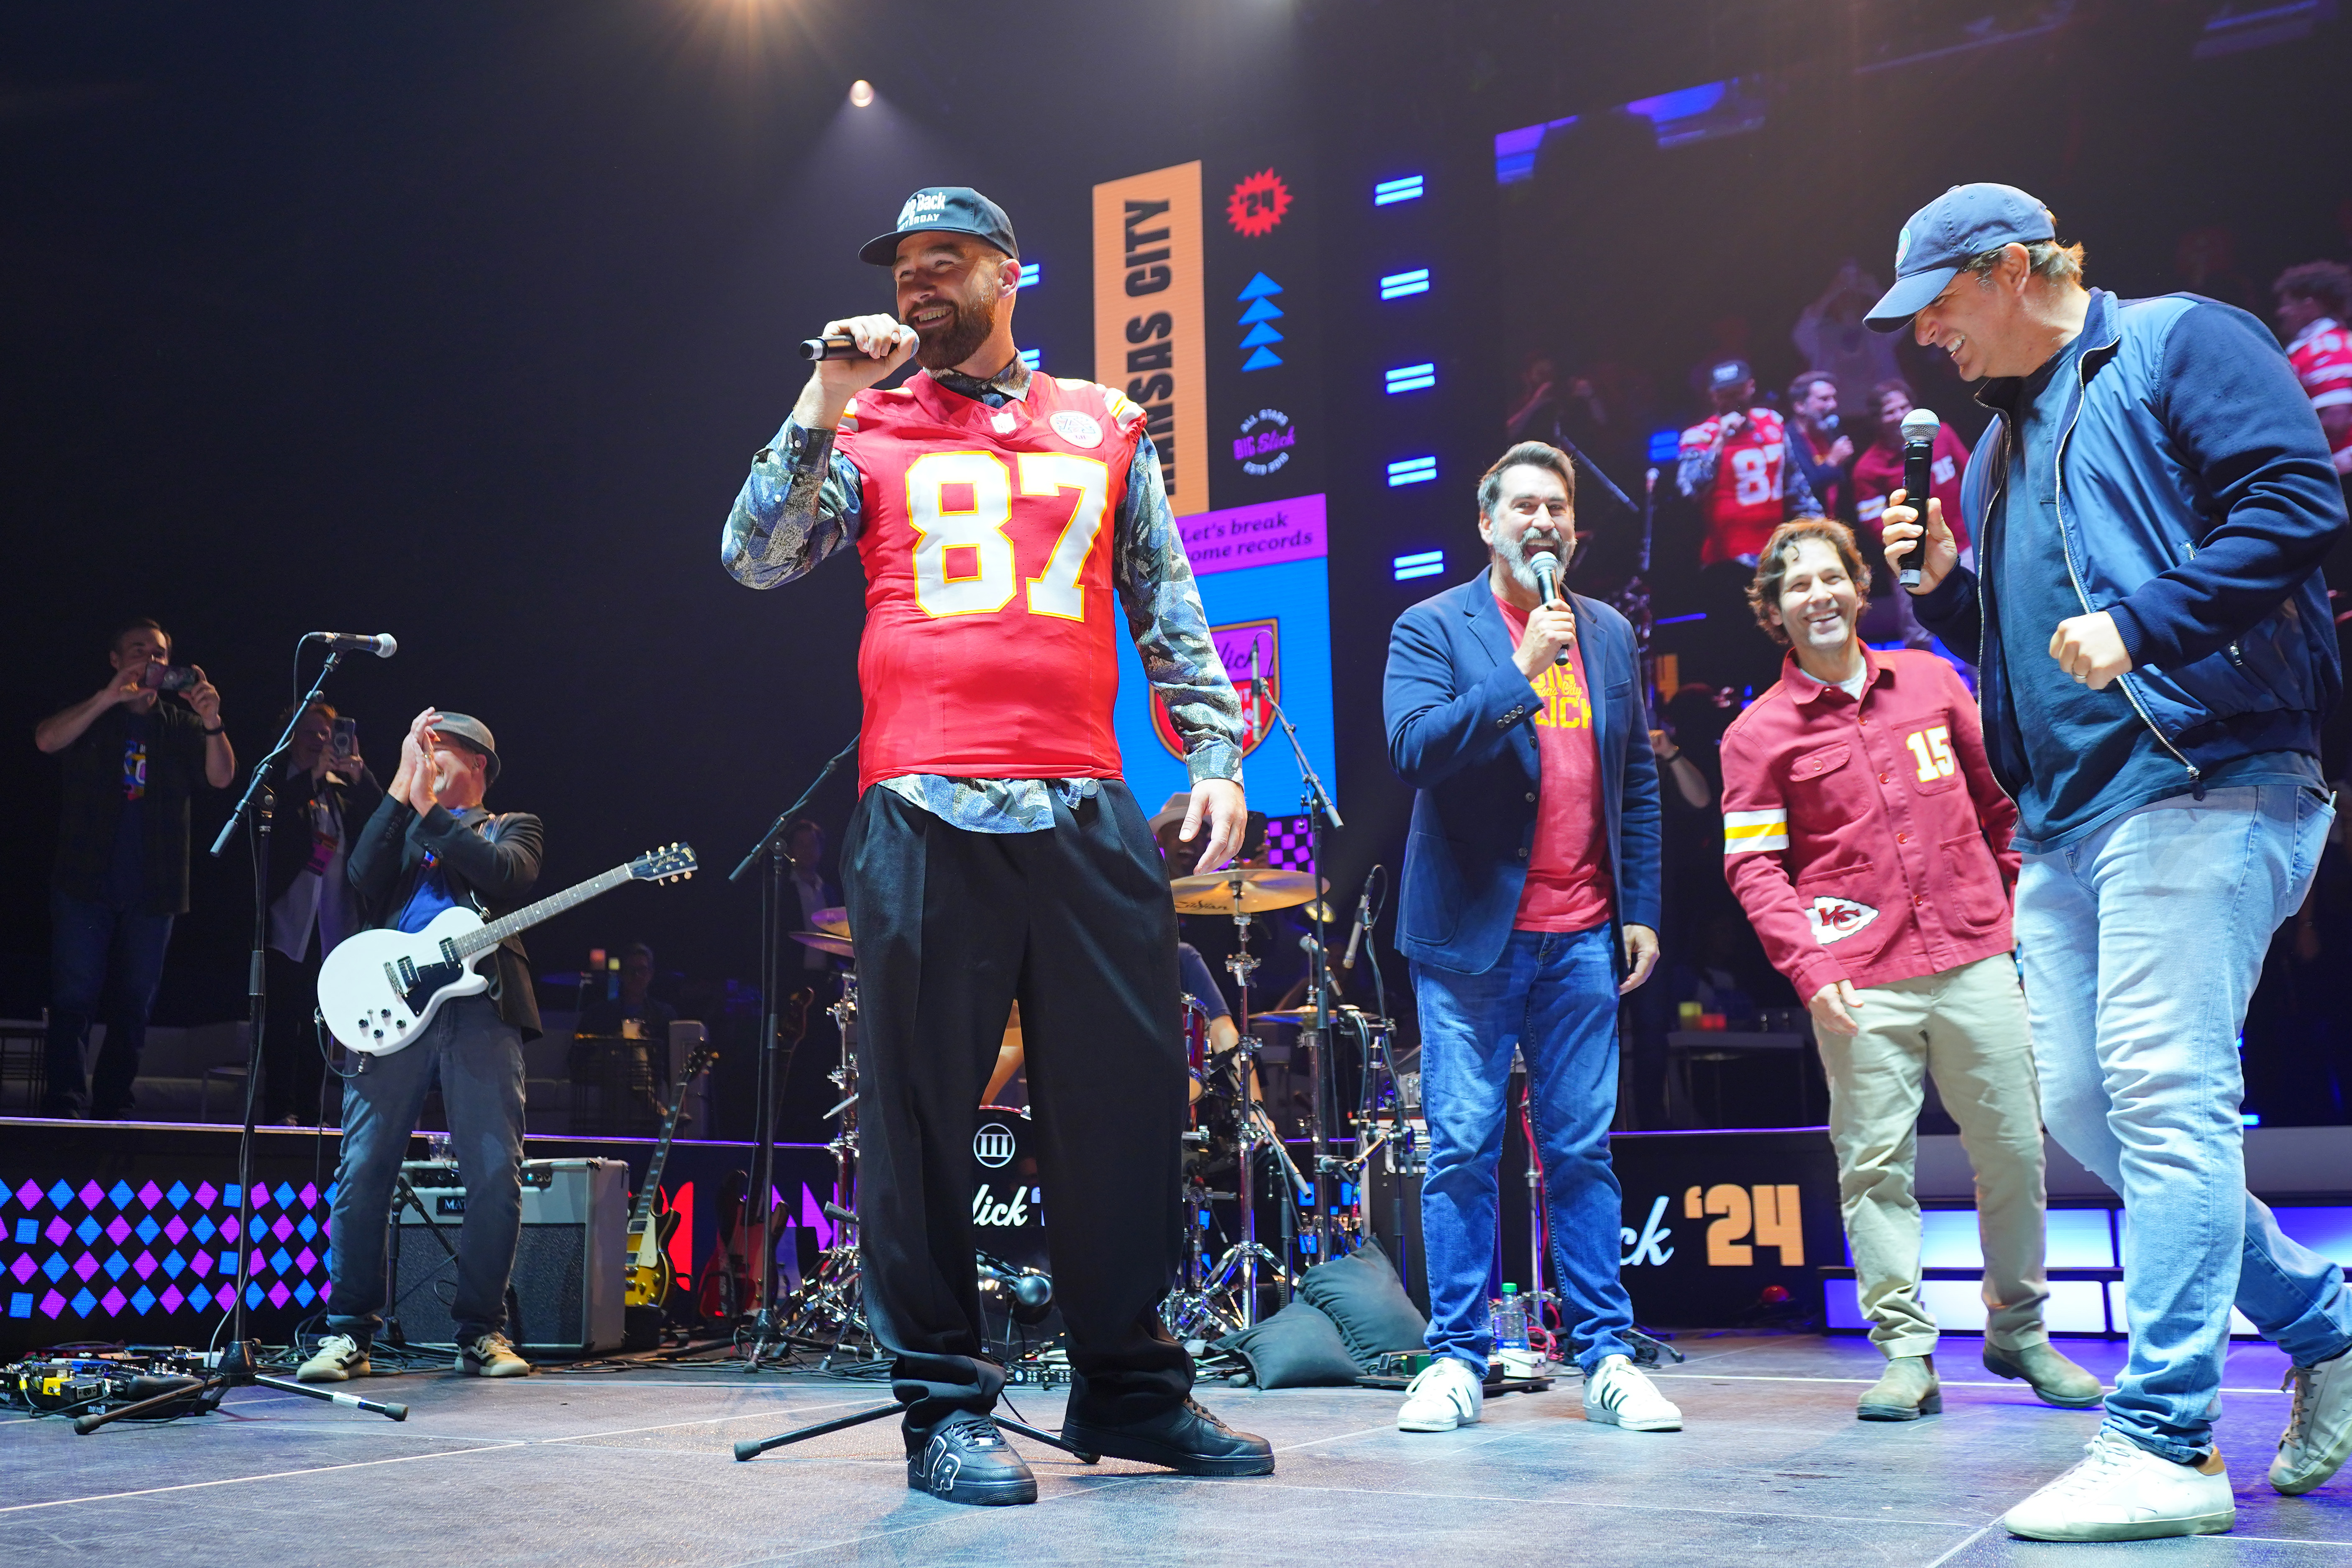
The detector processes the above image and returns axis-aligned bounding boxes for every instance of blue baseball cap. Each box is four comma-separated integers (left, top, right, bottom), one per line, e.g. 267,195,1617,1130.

858,186,1019,267
1866,183,2058,333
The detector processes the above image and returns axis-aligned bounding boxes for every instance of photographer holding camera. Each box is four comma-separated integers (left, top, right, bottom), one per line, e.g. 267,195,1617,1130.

33,617,233,1117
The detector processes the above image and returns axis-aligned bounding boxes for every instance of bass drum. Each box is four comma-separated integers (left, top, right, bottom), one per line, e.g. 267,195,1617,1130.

971,1105,1049,1277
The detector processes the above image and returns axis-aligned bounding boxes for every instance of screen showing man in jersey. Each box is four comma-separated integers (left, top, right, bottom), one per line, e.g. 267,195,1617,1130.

721,186,1272,1507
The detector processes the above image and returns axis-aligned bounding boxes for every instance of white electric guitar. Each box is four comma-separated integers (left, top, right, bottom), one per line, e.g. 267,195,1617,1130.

319,842,696,1056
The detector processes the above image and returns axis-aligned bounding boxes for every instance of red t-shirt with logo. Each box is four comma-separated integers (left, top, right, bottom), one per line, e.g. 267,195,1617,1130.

1495,596,1614,933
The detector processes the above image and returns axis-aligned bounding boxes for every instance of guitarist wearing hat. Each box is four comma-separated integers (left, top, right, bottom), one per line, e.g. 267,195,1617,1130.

300,706,543,1386
722,185,1272,1506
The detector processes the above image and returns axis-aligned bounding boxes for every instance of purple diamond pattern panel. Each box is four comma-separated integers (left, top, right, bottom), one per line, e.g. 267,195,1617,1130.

3,1162,334,1330
1262,813,1318,874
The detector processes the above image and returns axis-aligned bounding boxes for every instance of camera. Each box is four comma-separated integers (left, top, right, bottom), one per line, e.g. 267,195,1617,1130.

140,664,199,693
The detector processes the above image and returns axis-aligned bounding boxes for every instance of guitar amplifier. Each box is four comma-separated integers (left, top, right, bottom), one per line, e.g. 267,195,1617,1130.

392,1158,627,1355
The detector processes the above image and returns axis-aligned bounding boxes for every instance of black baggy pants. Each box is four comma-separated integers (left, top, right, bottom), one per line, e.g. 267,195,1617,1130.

842,780,1193,1431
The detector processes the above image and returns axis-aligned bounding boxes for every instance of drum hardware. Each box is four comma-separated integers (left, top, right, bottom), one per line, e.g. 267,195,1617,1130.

727,731,861,1372
763,972,871,1362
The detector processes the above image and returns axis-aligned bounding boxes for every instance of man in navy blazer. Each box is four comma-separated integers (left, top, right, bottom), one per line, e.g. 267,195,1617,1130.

1382,441,1674,1436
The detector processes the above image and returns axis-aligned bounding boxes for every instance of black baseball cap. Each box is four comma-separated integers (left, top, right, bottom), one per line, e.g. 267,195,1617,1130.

1868,183,2058,332
858,187,1019,267
1707,358,1754,393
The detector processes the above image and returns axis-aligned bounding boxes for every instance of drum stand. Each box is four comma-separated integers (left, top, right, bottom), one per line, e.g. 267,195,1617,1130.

768,977,870,1361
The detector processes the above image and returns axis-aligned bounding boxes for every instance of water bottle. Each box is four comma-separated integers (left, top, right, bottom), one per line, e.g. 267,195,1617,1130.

1492,1283,1529,1352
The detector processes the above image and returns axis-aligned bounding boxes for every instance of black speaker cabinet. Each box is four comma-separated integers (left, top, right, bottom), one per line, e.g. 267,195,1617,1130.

391,1158,627,1354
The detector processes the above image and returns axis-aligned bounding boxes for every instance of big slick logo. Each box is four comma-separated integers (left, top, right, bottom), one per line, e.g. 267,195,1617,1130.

1154,619,1277,760
1233,407,1296,476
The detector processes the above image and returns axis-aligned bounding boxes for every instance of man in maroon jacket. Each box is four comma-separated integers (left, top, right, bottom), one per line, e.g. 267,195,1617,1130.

1719,519,2099,1421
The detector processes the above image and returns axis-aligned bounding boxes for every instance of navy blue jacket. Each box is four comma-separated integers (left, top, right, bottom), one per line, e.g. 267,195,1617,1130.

1914,289,2347,802
1385,576,1661,975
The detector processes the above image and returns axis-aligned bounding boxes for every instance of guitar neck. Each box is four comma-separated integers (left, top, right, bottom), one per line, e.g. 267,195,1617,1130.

455,864,634,959
629,1055,710,1231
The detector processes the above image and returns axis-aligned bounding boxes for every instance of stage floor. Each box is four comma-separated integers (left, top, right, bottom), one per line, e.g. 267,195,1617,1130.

7,1334,2349,1564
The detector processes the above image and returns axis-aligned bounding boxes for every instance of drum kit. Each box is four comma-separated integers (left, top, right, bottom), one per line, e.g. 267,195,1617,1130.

775,862,1407,1368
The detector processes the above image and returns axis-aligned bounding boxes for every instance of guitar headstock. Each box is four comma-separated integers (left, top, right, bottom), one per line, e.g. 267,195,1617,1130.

630,842,697,884
683,1044,719,1081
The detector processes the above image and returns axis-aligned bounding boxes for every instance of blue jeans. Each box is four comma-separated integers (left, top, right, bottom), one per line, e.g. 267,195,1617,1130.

44,887,175,1116
1413,925,1635,1374
2016,783,2352,1462
326,995,526,1347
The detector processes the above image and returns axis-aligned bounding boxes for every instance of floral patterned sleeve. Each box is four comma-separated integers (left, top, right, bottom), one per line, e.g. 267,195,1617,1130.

1115,432,1245,786
721,419,864,589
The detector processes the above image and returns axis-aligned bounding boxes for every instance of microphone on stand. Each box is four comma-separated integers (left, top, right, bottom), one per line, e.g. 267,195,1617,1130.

1342,886,1369,971
305,632,399,658
1528,550,1569,666
1898,409,1940,589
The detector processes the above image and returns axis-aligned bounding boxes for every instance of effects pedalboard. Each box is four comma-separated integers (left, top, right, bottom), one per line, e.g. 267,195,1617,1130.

4,1347,224,1421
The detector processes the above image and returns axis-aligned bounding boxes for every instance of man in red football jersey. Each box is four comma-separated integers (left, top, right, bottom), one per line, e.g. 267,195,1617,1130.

2275,261,2352,484
722,187,1270,1507
1679,358,1821,693
1677,358,1820,569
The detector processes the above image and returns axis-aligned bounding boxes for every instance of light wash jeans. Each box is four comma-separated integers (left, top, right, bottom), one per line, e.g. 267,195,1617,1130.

326,995,526,1347
2016,783,2352,1462
1412,925,1635,1375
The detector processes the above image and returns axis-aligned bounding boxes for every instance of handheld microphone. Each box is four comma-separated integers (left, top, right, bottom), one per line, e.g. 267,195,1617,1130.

1527,550,1569,666
1343,886,1370,971
799,335,864,361
306,632,398,658
1898,409,1940,589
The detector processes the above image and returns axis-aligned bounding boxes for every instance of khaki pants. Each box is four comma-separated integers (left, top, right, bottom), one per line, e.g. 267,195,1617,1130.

1820,952,2051,1358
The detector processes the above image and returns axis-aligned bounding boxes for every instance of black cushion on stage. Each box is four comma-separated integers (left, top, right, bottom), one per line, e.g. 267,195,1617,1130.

1297,1237,1428,1369
1214,1300,1364,1389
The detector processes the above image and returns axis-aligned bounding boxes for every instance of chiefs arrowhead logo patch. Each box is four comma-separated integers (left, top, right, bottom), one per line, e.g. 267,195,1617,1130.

1807,895,1881,945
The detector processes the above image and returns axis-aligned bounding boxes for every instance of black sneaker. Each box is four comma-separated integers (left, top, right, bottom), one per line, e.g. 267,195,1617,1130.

1060,1398,1275,1477
906,1412,1038,1506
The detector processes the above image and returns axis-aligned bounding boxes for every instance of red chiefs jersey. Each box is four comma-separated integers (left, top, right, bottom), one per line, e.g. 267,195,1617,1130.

2288,317,2352,475
1680,407,1794,565
835,372,1143,790
1719,648,2019,999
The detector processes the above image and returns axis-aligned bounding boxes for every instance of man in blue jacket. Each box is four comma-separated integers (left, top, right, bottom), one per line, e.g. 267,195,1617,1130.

1382,441,1674,1436
1878,183,2352,1542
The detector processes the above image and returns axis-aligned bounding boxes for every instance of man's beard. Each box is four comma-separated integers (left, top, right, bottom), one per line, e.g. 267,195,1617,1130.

911,289,999,371
1493,528,1569,596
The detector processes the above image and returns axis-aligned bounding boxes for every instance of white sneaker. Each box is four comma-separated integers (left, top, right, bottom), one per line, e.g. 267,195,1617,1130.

1583,1355,1681,1432
1397,1357,1484,1432
2273,1346,2352,1495
2002,1428,2235,1541
296,1333,369,1383
457,1330,533,1378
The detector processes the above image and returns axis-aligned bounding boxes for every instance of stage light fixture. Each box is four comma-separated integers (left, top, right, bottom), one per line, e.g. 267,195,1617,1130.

1379,268,1429,299
1019,348,1041,371
1372,174,1423,206
1016,262,1042,289
1387,456,1437,486
849,79,875,107
1385,362,1436,394
1393,550,1446,581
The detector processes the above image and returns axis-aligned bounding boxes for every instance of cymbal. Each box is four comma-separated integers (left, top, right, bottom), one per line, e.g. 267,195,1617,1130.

811,906,851,938
1167,866,1318,915
789,931,855,959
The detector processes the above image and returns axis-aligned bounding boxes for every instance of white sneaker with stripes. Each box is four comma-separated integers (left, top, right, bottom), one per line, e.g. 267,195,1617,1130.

1583,1355,1681,1431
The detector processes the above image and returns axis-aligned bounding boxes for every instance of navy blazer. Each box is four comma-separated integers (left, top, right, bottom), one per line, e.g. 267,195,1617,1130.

1384,573,1661,976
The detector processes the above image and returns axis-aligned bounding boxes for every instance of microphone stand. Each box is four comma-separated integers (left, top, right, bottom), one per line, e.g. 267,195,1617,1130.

729,732,858,1370
1254,678,1341,1271
79,649,408,1434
